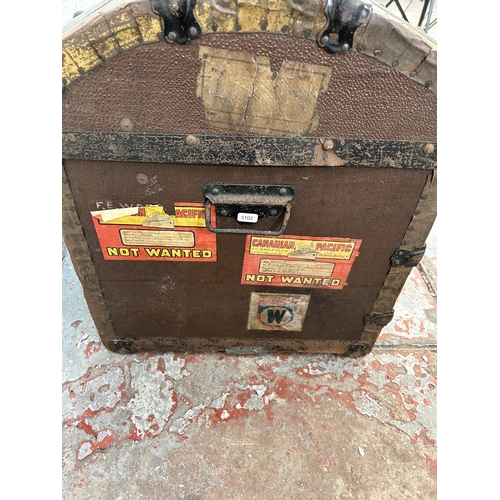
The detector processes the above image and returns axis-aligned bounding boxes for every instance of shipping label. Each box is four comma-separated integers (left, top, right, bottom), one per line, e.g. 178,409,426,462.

91,203,217,262
242,235,362,289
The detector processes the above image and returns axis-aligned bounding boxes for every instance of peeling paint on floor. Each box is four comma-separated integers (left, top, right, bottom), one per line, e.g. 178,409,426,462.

63,227,437,500
378,266,437,346
63,239,437,498
62,220,437,500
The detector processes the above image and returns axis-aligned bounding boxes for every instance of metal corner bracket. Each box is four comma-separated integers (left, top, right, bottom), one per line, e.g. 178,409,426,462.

112,338,134,353
343,342,372,358
391,245,426,267
364,311,395,327
151,0,201,44
318,0,372,54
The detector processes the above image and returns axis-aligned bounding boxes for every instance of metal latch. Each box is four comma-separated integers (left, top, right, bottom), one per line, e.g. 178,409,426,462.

151,0,201,44
318,0,372,54
391,246,426,267
203,184,294,235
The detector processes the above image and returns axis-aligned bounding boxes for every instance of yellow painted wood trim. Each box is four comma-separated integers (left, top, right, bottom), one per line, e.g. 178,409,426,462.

63,0,163,87
62,0,436,93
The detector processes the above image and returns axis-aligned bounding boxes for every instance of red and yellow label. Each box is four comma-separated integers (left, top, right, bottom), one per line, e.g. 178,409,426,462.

241,235,361,289
91,203,217,262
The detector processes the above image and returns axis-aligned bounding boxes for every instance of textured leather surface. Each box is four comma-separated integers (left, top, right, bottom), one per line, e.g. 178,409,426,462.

62,34,436,142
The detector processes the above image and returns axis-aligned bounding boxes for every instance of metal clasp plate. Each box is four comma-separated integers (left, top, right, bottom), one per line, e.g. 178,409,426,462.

203,184,294,235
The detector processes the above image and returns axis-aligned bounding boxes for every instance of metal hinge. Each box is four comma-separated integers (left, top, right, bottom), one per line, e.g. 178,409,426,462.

364,311,395,327
391,245,426,267
318,0,372,54
151,0,201,44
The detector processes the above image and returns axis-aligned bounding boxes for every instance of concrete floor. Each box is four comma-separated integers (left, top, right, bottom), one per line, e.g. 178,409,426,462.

62,1,438,498
62,225,437,500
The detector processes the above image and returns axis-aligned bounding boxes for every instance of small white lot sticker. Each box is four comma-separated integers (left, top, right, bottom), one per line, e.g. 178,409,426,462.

247,293,311,331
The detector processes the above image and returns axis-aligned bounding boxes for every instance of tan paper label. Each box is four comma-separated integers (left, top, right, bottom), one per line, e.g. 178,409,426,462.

258,259,335,277
197,46,332,136
247,293,311,331
119,229,195,247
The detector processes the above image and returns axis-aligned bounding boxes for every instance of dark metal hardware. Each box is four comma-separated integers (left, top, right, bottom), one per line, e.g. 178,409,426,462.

151,0,201,44
62,132,437,169
225,346,269,355
391,245,426,267
319,0,372,54
364,311,395,327
112,338,134,353
343,343,371,357
204,184,294,235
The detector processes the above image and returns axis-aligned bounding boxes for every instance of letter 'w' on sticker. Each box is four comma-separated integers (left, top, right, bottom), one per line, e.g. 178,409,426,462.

196,47,332,136
261,307,292,326
247,293,310,332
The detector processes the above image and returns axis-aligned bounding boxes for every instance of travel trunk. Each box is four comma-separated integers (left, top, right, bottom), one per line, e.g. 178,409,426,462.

62,0,437,356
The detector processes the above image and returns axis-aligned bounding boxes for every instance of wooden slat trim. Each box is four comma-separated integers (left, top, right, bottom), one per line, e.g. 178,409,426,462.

62,165,117,345
62,0,437,92
360,171,437,347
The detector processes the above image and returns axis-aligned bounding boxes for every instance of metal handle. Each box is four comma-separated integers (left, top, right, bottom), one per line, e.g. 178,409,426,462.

203,184,294,235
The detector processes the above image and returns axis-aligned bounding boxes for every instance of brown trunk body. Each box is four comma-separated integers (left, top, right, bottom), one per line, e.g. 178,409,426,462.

62,0,437,355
